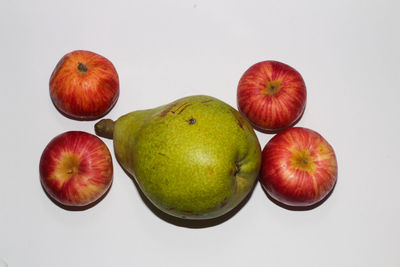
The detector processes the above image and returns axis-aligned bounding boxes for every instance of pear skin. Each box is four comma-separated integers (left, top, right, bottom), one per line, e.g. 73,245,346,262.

95,95,261,219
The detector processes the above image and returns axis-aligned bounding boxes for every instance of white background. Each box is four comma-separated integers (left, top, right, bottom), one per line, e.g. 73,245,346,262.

1,0,399,266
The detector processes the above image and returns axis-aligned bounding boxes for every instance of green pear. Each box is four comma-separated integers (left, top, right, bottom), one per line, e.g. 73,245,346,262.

95,95,261,219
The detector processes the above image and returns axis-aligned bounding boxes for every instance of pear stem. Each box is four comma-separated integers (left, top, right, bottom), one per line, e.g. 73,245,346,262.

95,119,115,139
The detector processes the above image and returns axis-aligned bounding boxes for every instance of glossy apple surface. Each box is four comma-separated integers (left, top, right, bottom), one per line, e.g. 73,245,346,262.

237,60,306,133
49,50,119,120
39,131,113,207
261,127,337,207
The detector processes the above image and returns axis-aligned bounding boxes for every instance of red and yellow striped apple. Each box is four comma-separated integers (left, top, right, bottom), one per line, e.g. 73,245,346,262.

39,131,113,207
261,127,337,207
237,60,306,133
49,50,119,120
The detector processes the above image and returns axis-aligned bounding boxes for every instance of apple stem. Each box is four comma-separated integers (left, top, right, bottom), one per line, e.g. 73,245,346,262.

77,62,88,73
95,119,115,139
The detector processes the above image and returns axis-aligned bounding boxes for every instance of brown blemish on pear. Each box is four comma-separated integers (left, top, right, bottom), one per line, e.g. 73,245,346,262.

160,103,179,117
176,103,192,114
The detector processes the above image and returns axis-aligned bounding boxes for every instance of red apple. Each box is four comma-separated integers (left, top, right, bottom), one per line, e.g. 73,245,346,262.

49,50,119,120
261,127,337,207
39,131,113,207
237,60,306,133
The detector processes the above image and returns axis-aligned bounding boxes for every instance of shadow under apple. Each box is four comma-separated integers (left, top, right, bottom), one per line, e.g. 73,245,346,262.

260,180,337,211
40,178,113,211
244,105,306,135
50,97,118,122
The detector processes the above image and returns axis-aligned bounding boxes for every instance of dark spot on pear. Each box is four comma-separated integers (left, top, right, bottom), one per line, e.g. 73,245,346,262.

201,99,213,103
188,118,196,125
158,152,166,157
220,196,229,208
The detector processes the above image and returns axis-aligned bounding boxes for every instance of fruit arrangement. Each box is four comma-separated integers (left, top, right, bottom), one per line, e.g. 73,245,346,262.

40,50,337,220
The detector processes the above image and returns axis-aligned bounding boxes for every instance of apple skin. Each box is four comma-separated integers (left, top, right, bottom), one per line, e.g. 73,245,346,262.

261,127,337,207
49,50,119,120
237,60,306,133
39,131,113,207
